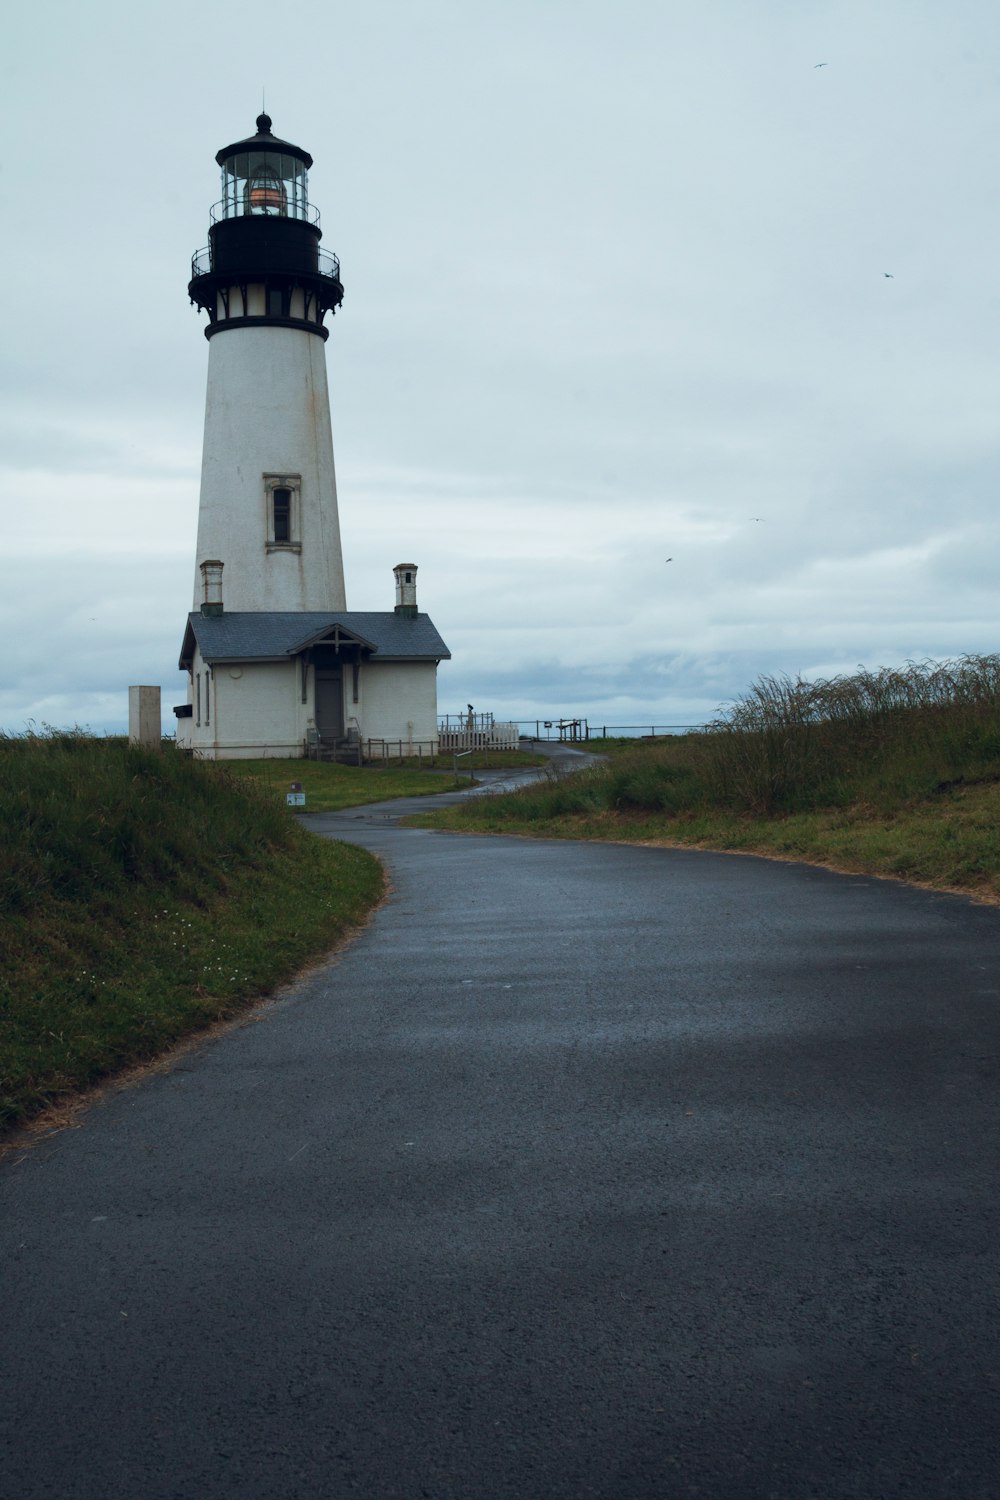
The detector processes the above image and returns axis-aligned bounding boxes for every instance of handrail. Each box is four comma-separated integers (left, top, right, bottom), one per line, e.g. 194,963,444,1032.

190,246,341,281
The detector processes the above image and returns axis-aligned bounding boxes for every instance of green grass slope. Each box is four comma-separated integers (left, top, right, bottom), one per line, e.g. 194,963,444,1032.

0,734,385,1134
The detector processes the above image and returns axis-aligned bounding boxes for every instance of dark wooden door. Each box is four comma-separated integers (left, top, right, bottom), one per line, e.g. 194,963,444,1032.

314,669,344,739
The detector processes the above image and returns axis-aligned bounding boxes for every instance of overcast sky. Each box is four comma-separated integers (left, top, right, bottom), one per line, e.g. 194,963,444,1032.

4,0,1000,734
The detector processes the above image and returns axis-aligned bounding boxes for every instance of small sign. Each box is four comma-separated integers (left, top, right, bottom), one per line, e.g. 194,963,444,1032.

287,781,305,807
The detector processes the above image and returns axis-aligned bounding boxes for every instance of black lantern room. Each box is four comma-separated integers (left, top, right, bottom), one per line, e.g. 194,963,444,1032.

188,115,344,340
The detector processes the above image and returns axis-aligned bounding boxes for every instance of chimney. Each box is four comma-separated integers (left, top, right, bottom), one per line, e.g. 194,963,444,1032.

200,559,224,616
393,562,418,618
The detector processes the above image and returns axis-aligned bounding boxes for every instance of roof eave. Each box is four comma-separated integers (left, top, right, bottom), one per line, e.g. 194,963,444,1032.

178,619,197,670
374,652,452,663
203,654,291,666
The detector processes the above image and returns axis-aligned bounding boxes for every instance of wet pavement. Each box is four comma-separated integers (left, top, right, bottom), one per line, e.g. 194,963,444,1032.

3,780,1000,1498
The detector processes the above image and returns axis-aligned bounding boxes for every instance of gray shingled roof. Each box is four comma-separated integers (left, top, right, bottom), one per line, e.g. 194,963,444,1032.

180,611,450,669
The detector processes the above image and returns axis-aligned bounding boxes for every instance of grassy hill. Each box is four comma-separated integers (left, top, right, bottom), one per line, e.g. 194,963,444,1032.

0,734,385,1135
408,657,1000,905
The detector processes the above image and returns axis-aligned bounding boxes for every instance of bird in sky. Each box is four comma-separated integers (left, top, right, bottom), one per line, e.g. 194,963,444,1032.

814,62,828,67
884,272,894,278
750,517,764,522
665,557,673,563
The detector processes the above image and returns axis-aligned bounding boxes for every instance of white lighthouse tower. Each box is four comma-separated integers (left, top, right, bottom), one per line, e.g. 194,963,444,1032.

188,113,346,612
176,115,450,760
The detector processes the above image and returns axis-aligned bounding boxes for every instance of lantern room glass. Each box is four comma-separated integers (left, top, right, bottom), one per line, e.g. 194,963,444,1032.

218,152,310,221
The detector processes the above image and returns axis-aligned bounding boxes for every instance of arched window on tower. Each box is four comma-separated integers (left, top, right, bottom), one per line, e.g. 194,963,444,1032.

272,488,291,541
265,474,301,550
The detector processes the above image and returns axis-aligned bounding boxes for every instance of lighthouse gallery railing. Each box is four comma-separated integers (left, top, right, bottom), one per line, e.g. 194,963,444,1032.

190,245,341,282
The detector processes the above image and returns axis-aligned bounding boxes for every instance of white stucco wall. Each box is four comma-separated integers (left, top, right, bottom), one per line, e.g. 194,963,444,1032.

178,646,309,759
356,661,440,746
210,662,306,755
175,672,194,752
193,324,347,613
175,646,202,753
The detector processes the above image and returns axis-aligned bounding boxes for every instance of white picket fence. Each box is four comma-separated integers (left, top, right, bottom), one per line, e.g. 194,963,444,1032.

438,712,519,751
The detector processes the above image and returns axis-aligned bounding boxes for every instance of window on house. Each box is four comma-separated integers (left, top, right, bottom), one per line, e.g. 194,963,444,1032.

196,672,201,726
267,287,285,318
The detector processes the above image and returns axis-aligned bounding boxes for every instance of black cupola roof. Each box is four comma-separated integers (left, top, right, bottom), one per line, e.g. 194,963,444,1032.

215,113,313,170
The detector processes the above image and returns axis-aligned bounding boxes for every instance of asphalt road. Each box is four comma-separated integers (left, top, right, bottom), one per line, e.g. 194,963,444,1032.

3,783,1000,1499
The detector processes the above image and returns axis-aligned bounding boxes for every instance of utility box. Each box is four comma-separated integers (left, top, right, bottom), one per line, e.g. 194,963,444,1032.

129,686,161,749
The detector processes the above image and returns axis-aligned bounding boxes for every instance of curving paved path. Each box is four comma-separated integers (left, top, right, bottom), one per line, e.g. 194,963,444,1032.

3,784,1000,1498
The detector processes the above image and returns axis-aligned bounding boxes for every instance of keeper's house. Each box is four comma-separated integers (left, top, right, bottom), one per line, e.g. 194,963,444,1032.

178,567,450,761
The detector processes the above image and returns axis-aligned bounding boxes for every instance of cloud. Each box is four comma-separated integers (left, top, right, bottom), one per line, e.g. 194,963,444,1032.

5,0,1000,736
0,554,190,735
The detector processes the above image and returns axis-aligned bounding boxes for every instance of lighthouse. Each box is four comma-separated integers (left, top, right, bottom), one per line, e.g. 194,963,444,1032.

176,115,449,759
187,113,346,613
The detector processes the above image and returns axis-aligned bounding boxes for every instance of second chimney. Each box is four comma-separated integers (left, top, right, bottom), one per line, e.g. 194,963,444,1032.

393,562,418,618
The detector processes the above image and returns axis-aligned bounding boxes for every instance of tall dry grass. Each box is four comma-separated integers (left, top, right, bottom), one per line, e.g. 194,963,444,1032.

705,656,1000,813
